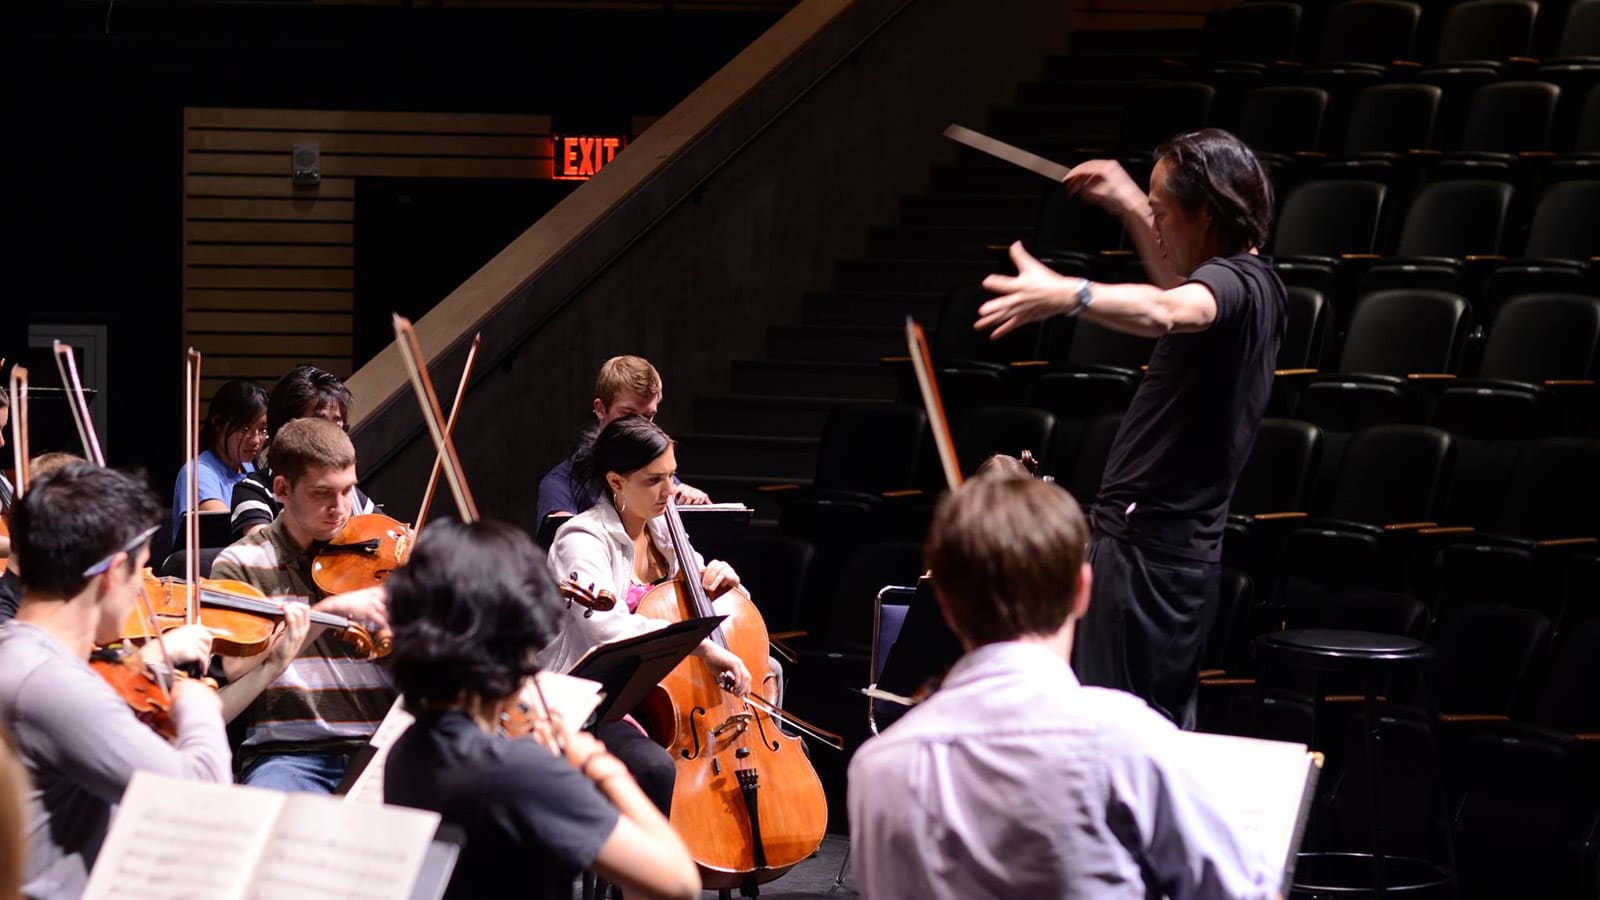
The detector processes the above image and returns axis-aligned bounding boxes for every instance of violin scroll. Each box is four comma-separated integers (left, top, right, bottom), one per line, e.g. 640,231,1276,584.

559,575,617,617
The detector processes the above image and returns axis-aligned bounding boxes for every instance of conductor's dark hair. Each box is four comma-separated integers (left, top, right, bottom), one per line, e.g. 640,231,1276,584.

266,365,354,441
200,380,268,455
572,414,673,498
1154,128,1274,254
386,519,565,707
14,462,161,598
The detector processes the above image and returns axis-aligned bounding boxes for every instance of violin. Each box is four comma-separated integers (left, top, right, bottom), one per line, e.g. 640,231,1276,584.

121,571,275,657
93,567,221,741
308,334,479,618
311,513,414,596
86,645,220,741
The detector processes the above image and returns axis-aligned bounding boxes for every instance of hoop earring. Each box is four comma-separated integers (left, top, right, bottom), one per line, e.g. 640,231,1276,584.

613,490,626,516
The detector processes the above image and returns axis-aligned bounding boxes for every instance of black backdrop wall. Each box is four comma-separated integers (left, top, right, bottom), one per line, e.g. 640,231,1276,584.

0,0,784,493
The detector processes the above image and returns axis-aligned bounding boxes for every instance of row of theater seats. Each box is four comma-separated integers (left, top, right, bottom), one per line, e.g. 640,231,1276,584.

1085,77,1600,191
917,281,1598,440
1197,560,1600,896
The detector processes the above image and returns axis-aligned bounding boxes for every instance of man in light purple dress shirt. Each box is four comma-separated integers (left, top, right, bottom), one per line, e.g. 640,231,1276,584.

847,474,1275,899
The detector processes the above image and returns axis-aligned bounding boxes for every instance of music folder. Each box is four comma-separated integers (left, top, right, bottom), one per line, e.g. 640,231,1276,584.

568,616,725,723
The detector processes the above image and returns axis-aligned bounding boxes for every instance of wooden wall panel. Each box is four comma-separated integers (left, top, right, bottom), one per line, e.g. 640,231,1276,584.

182,107,553,394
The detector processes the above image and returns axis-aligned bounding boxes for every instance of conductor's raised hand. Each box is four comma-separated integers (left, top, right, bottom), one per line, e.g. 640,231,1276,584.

1063,158,1144,218
977,242,1078,339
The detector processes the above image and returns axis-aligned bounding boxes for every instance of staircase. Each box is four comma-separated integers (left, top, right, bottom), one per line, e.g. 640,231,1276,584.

679,30,1200,527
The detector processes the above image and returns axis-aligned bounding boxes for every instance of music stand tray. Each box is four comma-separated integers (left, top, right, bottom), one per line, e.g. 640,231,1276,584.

568,616,725,723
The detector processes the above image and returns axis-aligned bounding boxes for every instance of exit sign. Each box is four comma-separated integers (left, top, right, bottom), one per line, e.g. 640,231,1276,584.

553,135,627,180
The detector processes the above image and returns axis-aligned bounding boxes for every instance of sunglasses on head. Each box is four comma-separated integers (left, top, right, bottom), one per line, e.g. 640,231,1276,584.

80,524,160,578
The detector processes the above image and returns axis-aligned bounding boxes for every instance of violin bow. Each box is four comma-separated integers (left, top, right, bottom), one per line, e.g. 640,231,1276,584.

52,341,105,467
394,316,564,750
9,367,28,495
184,349,203,623
905,317,964,490
54,344,184,679
393,315,478,523
412,332,480,534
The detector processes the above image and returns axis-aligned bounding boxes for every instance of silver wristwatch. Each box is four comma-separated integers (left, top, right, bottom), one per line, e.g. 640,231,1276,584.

1064,279,1094,318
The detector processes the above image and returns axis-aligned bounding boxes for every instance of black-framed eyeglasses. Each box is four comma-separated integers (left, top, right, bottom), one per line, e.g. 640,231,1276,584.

81,524,160,578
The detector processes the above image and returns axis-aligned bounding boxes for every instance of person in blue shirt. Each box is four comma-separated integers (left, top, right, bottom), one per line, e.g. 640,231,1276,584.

171,380,268,531
535,356,710,527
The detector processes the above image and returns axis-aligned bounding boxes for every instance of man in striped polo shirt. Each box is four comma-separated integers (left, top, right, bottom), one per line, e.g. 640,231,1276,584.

212,417,394,793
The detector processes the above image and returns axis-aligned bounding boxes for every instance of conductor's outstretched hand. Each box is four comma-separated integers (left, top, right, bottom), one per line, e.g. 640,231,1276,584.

977,242,1076,340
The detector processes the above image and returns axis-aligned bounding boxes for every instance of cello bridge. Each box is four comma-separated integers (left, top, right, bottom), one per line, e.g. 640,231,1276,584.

711,712,752,741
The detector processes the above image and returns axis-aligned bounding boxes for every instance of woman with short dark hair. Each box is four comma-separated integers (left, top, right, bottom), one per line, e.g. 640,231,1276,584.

977,128,1286,729
227,366,376,540
383,518,700,900
171,379,268,525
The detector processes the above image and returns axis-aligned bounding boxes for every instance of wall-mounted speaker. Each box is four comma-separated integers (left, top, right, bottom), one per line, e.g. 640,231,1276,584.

291,144,321,188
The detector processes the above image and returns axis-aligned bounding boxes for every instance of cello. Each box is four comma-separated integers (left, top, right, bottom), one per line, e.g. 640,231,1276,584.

632,502,836,893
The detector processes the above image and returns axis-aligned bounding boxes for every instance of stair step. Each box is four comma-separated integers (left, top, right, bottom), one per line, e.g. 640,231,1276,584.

834,258,997,293
866,225,1018,261
676,433,818,480
730,360,899,400
928,165,1055,196
1065,29,1199,53
1041,52,1183,82
767,325,905,362
1014,80,1134,108
800,291,944,327
694,394,889,438
987,105,1122,138
899,193,1043,228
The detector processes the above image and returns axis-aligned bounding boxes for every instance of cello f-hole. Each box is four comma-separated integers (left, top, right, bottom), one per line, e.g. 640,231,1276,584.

750,707,781,753
683,706,711,760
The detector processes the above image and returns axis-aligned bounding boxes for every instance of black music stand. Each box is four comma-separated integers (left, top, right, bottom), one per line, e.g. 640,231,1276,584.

568,616,725,723
872,577,964,730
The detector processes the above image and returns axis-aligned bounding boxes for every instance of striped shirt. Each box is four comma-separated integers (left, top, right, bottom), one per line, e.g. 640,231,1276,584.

228,468,377,542
211,517,395,752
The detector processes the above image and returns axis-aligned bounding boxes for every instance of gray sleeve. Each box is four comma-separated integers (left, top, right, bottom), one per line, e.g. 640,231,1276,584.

15,665,232,806
1102,708,1275,900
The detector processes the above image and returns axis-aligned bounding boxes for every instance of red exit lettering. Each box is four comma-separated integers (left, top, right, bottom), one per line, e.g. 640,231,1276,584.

553,135,627,180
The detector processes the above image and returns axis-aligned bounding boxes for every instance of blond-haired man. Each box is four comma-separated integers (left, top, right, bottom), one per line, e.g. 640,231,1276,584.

536,355,709,523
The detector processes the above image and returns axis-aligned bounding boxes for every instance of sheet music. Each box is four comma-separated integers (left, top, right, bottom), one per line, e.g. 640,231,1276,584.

83,773,286,900
250,793,440,900
516,671,606,732
1171,730,1320,890
343,699,417,805
675,502,751,512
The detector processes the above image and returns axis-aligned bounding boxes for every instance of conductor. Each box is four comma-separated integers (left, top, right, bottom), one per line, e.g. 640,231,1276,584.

975,129,1286,728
